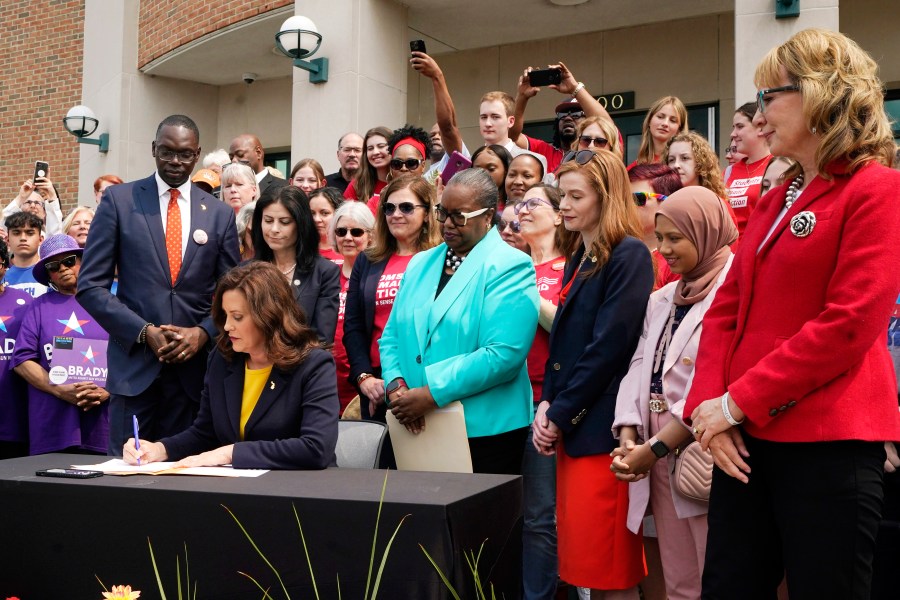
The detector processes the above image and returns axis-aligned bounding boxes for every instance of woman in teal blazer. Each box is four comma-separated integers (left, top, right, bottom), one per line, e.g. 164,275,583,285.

380,169,539,474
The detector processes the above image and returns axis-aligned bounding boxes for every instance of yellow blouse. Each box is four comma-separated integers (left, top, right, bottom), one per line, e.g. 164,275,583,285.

240,363,273,439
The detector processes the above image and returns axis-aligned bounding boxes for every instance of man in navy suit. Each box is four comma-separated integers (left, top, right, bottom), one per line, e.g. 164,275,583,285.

77,114,241,454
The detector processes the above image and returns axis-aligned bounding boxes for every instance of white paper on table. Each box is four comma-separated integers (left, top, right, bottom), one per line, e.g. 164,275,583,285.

70,459,268,478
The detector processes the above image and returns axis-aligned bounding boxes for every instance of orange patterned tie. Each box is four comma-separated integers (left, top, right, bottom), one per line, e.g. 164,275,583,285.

166,188,182,283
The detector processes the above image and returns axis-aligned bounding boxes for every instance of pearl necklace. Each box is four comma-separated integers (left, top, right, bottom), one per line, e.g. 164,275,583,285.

784,174,804,209
445,248,465,272
279,262,296,276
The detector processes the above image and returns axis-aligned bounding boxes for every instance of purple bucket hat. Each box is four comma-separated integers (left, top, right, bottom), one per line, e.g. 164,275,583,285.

33,234,83,286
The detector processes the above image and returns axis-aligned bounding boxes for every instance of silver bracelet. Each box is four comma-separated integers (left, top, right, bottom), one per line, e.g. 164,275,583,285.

722,392,744,426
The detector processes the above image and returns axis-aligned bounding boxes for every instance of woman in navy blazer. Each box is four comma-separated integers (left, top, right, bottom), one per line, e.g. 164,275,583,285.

252,185,340,344
533,149,654,596
343,176,440,419
123,262,339,470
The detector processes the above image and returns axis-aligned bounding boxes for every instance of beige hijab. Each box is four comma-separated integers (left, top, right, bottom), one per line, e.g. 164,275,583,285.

656,186,737,306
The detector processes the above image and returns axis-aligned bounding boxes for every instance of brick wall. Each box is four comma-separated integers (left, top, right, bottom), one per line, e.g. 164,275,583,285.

0,0,85,215
138,0,293,68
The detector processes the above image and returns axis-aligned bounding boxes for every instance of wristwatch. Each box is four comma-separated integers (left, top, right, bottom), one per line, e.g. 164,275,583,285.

649,437,671,458
384,377,407,404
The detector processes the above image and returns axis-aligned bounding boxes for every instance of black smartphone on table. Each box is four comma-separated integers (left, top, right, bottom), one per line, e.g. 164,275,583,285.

36,468,103,479
528,68,562,87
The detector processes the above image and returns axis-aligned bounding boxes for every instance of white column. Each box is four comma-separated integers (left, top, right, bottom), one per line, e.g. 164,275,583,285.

289,0,409,174
734,0,840,109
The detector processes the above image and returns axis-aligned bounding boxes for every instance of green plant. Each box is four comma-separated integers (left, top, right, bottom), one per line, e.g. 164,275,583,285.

419,540,503,600
147,540,198,600
223,470,408,599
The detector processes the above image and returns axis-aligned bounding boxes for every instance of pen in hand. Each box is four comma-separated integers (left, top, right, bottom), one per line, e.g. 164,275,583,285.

133,415,141,466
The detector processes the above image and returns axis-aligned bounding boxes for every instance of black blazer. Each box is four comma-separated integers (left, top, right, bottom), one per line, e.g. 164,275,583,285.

258,171,287,197
159,348,339,469
542,237,654,457
343,255,389,383
291,256,341,345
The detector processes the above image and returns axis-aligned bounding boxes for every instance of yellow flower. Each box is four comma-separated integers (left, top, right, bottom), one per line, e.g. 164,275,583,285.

102,585,141,599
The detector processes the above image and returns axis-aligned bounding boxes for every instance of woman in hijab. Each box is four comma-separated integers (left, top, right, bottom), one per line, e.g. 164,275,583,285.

611,186,738,600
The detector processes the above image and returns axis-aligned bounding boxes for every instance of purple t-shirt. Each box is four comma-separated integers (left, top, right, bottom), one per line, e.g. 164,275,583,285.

11,291,110,454
0,286,33,443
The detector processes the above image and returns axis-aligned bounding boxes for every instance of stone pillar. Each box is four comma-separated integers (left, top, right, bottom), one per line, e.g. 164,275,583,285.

289,0,409,174
733,0,840,109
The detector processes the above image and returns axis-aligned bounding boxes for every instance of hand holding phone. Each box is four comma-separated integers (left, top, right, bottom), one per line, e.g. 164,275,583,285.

410,40,427,55
528,68,562,87
34,161,49,182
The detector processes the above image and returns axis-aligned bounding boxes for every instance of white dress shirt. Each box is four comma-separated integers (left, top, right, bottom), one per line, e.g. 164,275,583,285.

155,172,192,257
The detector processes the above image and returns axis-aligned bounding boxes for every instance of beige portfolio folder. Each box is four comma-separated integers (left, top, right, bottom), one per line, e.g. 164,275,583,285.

386,400,473,473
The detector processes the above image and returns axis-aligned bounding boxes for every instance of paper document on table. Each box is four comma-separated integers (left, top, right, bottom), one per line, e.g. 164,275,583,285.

386,400,472,473
71,459,268,478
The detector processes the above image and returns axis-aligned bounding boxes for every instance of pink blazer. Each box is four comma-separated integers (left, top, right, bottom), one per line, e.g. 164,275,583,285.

613,256,732,533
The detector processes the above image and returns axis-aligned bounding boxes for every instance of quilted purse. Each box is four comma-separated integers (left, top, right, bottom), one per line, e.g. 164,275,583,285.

673,441,714,501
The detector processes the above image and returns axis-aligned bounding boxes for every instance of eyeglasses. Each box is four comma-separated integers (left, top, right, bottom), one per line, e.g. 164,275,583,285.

632,192,667,207
556,110,586,120
578,135,608,149
23,200,43,207
335,227,366,238
389,158,424,171
562,149,597,165
756,85,800,114
44,254,79,273
514,197,553,215
499,219,521,233
383,202,425,216
434,205,490,227
156,148,198,163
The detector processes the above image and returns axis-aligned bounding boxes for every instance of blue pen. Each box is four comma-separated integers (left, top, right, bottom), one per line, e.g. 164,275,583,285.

132,415,141,466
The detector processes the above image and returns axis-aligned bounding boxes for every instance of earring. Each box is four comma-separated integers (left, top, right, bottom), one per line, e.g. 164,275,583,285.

811,126,817,134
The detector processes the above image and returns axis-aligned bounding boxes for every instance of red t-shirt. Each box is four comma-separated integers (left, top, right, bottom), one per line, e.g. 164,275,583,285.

345,180,387,216
527,257,566,403
653,249,680,291
320,247,344,267
526,135,565,174
725,155,772,236
331,271,356,412
370,253,415,368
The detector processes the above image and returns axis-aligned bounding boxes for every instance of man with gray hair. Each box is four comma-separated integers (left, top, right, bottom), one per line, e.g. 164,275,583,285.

324,132,364,194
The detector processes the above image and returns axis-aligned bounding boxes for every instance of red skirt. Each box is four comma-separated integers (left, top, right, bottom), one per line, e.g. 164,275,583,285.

556,449,646,589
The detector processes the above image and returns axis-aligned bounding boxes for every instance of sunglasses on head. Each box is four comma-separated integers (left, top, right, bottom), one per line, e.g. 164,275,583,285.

389,158,424,171
45,254,79,273
562,149,597,165
335,227,366,238
383,202,424,216
632,192,667,207
578,135,608,149
499,219,521,233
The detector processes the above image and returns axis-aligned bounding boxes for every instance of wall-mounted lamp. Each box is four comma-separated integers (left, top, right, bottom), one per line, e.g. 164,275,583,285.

775,0,800,19
274,15,329,84
62,105,109,153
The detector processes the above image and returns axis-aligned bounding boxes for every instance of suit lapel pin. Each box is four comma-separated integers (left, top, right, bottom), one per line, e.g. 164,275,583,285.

192,229,208,245
789,211,816,238
270,381,276,390
201,204,207,211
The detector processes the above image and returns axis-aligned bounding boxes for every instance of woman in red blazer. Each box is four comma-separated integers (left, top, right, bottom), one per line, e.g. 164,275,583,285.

685,29,900,599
